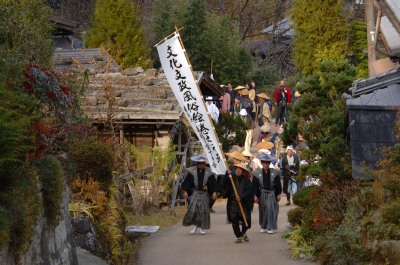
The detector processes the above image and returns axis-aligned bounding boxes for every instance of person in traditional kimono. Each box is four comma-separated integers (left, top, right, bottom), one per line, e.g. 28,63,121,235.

281,146,300,205
252,153,282,234
224,163,253,243
256,93,272,143
181,155,218,235
240,109,256,155
206,96,220,123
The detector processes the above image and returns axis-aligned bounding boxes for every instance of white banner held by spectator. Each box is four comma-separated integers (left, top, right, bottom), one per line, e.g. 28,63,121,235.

156,33,226,175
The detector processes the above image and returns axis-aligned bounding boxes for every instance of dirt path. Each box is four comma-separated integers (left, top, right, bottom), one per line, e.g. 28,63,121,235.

137,199,314,265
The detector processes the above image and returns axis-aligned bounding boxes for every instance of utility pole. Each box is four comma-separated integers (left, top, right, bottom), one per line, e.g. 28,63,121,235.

365,0,376,77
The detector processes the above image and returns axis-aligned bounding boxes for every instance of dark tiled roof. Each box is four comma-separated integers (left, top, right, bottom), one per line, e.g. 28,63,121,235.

346,83,400,108
261,18,294,37
52,48,121,73
349,68,400,97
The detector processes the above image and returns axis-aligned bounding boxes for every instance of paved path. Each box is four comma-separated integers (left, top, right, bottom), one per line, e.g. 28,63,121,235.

137,199,314,265
138,121,313,265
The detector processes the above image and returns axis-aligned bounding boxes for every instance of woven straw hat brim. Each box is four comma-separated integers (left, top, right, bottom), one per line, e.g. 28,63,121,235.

239,89,250,96
232,163,249,173
234,86,246,91
226,151,248,162
256,141,274,150
256,93,270,100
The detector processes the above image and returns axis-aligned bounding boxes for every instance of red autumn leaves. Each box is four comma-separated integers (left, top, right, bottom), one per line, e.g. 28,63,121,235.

22,64,71,101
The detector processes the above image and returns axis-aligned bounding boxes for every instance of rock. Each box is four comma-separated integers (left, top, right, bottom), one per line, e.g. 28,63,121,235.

158,67,164,73
63,57,73,64
77,247,110,265
74,232,98,255
145,68,158,77
74,216,92,234
123,68,138,76
389,240,400,263
135,66,144,73
143,79,155,86
154,88,167,99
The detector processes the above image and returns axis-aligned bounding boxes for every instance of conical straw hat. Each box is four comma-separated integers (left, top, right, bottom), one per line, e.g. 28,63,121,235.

232,163,250,174
225,151,248,162
256,141,274,150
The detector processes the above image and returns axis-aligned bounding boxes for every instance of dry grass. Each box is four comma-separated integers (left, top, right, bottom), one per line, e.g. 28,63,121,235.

123,207,186,265
124,207,186,232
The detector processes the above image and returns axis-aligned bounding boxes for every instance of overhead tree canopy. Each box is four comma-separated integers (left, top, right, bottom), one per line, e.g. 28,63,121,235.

85,0,151,69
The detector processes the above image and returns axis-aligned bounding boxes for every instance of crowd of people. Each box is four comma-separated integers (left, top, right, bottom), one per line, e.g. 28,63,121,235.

182,80,309,243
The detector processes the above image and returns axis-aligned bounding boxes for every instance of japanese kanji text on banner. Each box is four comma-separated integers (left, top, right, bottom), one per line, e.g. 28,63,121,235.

156,33,226,175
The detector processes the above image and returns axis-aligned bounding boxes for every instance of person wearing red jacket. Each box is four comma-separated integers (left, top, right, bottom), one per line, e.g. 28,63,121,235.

273,80,291,126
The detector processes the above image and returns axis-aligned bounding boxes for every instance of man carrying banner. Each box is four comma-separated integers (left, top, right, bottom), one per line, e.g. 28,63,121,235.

252,153,282,234
224,163,253,243
181,155,218,235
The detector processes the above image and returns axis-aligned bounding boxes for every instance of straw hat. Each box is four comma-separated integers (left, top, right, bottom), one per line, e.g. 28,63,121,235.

256,93,270,100
239,89,250,96
225,151,248,162
234,85,246,91
242,150,253,157
256,141,274,150
232,163,250,174
294,91,301,97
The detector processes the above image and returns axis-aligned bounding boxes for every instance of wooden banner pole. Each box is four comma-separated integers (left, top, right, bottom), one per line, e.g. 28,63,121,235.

174,28,249,228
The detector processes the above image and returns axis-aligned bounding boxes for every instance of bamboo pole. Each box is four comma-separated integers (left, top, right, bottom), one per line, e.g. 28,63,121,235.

153,27,184,47
174,28,249,228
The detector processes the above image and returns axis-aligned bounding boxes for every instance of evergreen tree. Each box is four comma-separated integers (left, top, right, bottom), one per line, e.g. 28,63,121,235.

203,15,253,84
0,0,53,66
85,0,151,69
149,0,254,83
181,0,209,71
149,0,186,68
349,21,368,79
291,0,350,75
282,60,356,180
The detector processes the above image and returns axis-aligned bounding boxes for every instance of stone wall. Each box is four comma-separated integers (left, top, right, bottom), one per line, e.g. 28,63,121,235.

0,181,78,265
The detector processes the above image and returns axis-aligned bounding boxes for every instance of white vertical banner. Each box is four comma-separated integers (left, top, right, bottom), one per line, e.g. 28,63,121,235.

156,33,226,175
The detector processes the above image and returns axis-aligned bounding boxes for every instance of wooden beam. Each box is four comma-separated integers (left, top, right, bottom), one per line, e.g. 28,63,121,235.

366,0,377,76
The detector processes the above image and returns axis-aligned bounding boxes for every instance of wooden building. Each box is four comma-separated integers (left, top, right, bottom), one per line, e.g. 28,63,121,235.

346,69,400,179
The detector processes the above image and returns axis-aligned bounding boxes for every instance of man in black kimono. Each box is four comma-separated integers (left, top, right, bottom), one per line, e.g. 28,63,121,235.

181,155,218,235
224,163,253,243
252,154,282,234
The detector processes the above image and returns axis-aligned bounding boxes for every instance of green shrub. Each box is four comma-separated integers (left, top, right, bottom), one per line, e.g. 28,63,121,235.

382,198,400,225
293,186,317,208
287,207,304,227
68,138,114,187
0,205,10,248
33,155,64,226
384,177,400,200
5,165,41,256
